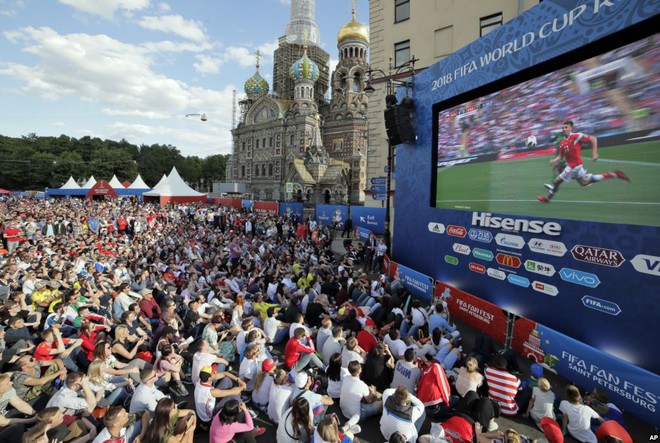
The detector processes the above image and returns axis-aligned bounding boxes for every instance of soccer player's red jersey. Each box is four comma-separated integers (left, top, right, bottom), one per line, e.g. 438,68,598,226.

560,132,590,167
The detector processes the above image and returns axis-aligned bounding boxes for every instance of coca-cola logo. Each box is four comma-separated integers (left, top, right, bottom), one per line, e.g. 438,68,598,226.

447,225,466,238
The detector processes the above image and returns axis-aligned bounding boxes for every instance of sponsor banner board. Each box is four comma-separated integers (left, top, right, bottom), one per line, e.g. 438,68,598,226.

279,202,304,220
315,204,349,230
241,199,253,210
395,263,434,302
447,225,467,238
254,200,278,216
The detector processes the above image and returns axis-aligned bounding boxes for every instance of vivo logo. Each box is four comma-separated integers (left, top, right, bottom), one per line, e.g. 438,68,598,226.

630,254,660,277
559,268,601,288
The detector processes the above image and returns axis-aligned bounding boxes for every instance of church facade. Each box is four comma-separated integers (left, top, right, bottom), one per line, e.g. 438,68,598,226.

228,0,369,205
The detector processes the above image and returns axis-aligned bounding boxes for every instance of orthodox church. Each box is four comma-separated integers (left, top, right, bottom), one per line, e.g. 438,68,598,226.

228,0,369,204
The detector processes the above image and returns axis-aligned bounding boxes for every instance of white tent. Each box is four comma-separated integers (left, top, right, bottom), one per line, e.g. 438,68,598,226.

81,175,97,189
108,175,123,189
143,167,206,205
151,174,168,191
127,174,150,190
59,176,81,189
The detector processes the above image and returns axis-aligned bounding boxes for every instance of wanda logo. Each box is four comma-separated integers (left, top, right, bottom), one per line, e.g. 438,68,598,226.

447,225,467,238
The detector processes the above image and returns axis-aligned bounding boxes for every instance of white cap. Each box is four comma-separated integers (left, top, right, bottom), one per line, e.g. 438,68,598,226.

294,372,309,389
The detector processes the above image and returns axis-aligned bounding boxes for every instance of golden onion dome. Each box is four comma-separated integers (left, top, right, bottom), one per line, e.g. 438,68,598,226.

337,9,369,44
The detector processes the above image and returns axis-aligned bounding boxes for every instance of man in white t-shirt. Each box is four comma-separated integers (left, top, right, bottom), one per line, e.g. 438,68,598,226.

384,328,408,359
93,406,148,443
264,306,290,344
340,336,365,368
194,366,246,425
321,326,345,366
129,368,167,414
339,361,383,421
191,339,229,384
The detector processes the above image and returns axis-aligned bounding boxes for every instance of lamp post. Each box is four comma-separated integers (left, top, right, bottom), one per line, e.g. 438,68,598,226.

364,56,417,252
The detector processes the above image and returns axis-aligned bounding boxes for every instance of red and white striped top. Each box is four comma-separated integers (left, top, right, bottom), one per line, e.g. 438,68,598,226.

485,366,521,415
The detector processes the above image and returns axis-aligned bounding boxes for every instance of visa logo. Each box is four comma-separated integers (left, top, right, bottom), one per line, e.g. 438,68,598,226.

559,268,601,288
631,254,660,277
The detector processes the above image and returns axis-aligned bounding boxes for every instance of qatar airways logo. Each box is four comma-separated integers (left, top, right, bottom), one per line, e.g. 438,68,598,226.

472,212,561,236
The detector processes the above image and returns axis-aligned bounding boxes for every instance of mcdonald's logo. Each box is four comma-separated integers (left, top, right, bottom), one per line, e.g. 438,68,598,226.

496,253,521,268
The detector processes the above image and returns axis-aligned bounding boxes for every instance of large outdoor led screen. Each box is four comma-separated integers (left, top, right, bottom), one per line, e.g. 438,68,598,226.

432,34,660,227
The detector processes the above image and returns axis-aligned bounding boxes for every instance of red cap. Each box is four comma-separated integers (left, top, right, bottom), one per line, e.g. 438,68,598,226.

540,417,564,443
261,359,276,372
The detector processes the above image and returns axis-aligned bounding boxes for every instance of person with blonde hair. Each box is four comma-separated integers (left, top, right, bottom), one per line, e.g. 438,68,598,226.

87,359,133,407
523,376,556,427
560,385,604,443
454,356,484,397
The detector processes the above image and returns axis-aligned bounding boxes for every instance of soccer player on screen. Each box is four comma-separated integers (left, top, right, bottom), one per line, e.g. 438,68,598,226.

537,120,630,203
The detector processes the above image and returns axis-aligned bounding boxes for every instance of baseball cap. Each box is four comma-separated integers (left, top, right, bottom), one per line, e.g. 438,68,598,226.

199,366,213,382
261,359,276,372
540,417,564,443
294,372,309,389
530,363,544,379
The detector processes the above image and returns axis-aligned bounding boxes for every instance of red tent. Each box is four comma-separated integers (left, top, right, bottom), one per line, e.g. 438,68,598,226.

85,180,118,199
0,188,11,194
121,180,132,188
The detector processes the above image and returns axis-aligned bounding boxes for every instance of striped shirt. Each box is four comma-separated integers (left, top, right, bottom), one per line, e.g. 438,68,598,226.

485,366,520,415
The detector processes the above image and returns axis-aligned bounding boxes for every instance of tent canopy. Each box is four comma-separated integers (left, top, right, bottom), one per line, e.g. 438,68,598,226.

108,175,123,189
60,177,81,189
143,167,205,197
86,180,117,199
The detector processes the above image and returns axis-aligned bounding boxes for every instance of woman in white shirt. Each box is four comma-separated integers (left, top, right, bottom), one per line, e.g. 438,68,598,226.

524,377,556,425
268,369,293,424
251,359,276,412
326,353,350,399
454,357,484,397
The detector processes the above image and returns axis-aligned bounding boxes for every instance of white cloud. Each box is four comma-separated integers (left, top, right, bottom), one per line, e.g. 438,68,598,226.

58,0,149,20
52,121,65,127
158,2,170,11
193,54,221,75
0,0,25,17
137,14,208,43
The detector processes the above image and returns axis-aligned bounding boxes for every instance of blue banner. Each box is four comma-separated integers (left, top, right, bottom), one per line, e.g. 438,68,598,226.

350,206,386,235
537,324,659,427
241,199,253,211
355,226,371,241
395,263,435,302
279,202,304,221
315,204,348,230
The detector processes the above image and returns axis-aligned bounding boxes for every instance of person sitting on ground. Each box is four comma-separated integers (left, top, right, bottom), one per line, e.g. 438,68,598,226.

383,328,407,360
45,372,98,415
560,385,604,443
485,355,521,416
292,370,334,425
93,406,149,443
339,360,383,421
314,413,360,443
268,369,293,424
523,376,556,427
363,342,395,393
454,356,484,398
380,385,426,442
210,398,265,443
251,358,276,413
340,336,365,368
321,326,345,366
154,344,188,396
128,368,167,414
194,365,247,429
277,396,314,443
142,397,197,443
326,352,350,400
11,353,66,409
264,306,290,345
239,344,261,395
284,327,324,372
584,387,626,432
391,348,422,394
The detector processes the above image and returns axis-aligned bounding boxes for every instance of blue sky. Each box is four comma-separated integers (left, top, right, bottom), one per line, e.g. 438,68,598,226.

0,0,369,157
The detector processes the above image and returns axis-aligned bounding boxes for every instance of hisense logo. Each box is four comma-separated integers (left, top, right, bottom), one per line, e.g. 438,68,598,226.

472,212,561,236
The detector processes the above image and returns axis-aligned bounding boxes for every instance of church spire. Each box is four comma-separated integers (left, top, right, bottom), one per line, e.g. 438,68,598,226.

284,0,320,46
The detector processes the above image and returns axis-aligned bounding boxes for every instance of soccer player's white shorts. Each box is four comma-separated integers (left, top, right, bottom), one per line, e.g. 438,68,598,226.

559,164,588,182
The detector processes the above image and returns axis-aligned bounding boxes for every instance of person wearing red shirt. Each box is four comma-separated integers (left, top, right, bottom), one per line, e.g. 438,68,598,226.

356,318,378,354
284,327,324,372
2,222,21,255
139,288,161,328
538,120,629,202
34,327,83,372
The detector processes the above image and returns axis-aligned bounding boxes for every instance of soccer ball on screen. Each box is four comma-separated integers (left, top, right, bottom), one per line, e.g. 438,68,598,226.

526,135,537,148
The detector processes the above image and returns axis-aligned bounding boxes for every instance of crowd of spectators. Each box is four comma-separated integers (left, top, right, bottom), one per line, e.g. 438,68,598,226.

0,196,633,443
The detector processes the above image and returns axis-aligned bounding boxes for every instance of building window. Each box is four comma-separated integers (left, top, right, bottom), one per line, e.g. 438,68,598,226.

255,139,260,149
241,165,245,177
262,165,266,177
394,40,411,68
269,164,273,176
269,137,273,147
394,0,410,23
241,141,245,151
255,165,259,176
480,12,503,37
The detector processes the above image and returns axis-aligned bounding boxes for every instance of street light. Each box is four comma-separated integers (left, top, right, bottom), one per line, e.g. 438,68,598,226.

185,113,208,122
364,56,418,252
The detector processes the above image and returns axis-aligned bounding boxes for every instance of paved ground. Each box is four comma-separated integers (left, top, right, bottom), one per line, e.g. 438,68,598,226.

179,237,653,442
